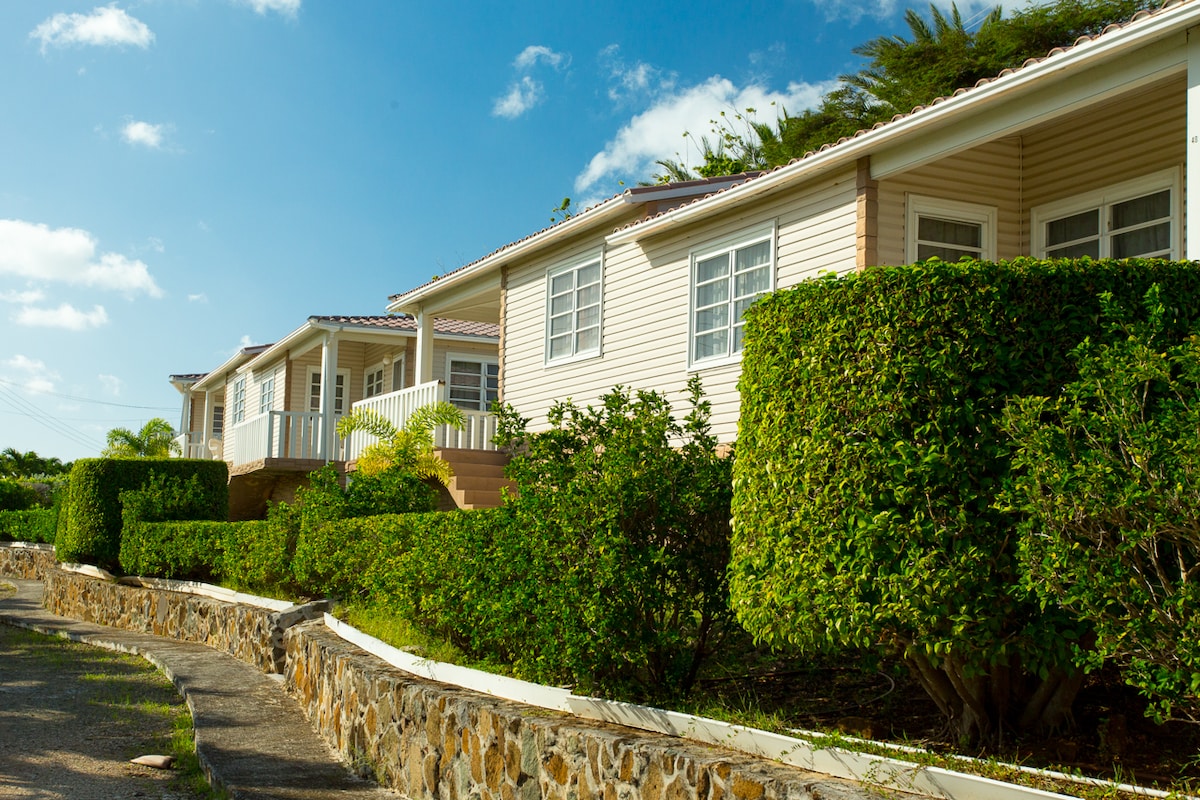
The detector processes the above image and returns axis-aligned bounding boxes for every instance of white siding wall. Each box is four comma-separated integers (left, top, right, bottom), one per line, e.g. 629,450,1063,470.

503,167,859,442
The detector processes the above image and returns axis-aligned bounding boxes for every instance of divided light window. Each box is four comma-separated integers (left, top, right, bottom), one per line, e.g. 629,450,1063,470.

546,258,602,364
258,376,275,415
691,232,773,365
1036,174,1177,260
907,196,997,264
212,406,224,439
308,370,347,414
230,377,246,425
447,358,499,412
364,364,385,399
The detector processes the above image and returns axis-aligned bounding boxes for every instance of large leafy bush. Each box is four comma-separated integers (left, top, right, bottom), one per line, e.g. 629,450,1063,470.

1002,285,1200,719
730,258,1200,742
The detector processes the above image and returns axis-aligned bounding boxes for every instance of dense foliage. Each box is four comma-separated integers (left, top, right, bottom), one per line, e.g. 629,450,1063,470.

56,459,228,569
1002,285,1200,720
0,478,41,512
730,258,1200,742
118,471,233,579
0,509,58,543
0,448,70,477
654,0,1156,181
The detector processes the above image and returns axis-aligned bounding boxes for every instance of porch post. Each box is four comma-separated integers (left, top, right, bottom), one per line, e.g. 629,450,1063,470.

202,389,215,459
415,308,435,385
1187,27,1200,259
319,332,340,461
179,389,191,441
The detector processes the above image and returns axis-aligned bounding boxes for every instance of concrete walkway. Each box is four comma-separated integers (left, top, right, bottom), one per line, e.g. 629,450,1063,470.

0,578,396,799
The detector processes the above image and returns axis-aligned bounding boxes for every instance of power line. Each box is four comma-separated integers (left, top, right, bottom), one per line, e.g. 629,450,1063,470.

0,377,176,411
0,383,103,452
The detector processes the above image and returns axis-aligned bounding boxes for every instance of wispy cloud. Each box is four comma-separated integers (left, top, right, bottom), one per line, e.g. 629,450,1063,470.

122,120,165,149
809,0,997,24
238,0,301,17
98,374,122,396
0,219,163,298
14,303,109,331
3,355,60,394
600,44,675,105
30,5,154,54
492,45,569,119
575,77,836,195
0,289,45,305
188,293,208,303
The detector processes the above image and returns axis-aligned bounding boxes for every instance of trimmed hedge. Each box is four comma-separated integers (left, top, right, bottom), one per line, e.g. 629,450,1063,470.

0,509,58,543
56,459,229,570
729,258,1200,739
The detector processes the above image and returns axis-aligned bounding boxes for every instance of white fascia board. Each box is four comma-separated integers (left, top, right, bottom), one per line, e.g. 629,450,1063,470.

387,198,631,313
606,0,1200,244
192,350,260,392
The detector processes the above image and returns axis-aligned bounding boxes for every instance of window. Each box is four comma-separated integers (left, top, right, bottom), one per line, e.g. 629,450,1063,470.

364,364,385,399
906,196,997,264
211,405,224,439
230,377,246,425
258,376,275,415
1033,171,1179,260
308,369,348,414
391,355,406,393
546,257,602,364
690,229,774,365
447,357,499,411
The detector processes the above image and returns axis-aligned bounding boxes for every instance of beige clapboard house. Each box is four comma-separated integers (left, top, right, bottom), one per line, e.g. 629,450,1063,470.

386,0,1199,442
170,315,502,518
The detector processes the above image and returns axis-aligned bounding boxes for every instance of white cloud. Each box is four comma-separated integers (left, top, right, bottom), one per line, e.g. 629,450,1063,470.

492,45,569,119
238,335,254,349
0,219,163,298
3,355,59,394
514,45,566,70
15,304,109,331
122,120,165,149
98,374,122,396
239,0,301,17
575,77,836,193
811,0,998,24
188,293,209,303
31,6,154,54
492,77,543,119
601,45,675,105
0,289,45,305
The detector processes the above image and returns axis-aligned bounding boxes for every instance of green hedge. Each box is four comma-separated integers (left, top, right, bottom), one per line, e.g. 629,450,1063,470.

729,258,1200,740
55,459,229,570
0,509,58,543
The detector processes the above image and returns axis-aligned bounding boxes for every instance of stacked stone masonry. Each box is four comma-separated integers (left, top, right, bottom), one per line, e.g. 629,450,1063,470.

284,622,880,800
2,557,886,800
42,567,327,673
0,542,56,580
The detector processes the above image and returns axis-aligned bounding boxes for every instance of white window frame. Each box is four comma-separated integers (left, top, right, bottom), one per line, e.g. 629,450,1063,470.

688,224,777,370
230,376,247,425
444,353,499,412
257,375,275,415
211,405,224,439
306,367,350,415
1031,168,1182,260
389,353,407,393
363,362,386,399
905,195,998,264
544,251,604,366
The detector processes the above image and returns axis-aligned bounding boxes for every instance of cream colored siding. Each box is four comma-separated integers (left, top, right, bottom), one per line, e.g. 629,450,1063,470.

876,138,1023,265
1022,76,1184,211
503,168,859,442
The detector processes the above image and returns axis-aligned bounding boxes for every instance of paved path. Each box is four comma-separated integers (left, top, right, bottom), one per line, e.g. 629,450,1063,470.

0,579,396,799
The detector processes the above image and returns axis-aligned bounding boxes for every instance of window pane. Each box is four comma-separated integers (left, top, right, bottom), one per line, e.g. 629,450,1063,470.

693,330,727,361
577,262,601,286
550,272,574,296
451,360,482,376
549,313,573,337
549,335,572,360
576,283,600,308
696,253,729,283
733,323,746,353
1112,190,1170,230
1046,241,1101,259
576,305,599,330
735,241,771,271
695,305,728,334
576,327,599,353
1046,210,1099,247
392,360,405,391
1112,221,1171,258
918,217,981,248
695,278,728,309
550,294,573,317
917,244,979,262
735,265,770,298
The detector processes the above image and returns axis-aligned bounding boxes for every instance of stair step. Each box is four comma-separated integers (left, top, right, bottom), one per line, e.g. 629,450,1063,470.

450,476,514,493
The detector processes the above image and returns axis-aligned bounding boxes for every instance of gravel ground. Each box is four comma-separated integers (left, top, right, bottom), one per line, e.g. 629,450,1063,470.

0,588,210,800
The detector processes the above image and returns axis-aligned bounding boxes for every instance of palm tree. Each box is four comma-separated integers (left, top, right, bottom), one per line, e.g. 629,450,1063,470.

336,402,465,484
103,418,180,459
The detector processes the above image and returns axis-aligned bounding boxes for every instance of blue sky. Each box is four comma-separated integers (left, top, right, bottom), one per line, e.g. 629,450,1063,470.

0,0,995,462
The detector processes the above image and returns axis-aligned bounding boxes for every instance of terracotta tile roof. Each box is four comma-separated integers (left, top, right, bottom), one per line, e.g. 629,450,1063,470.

312,314,499,339
609,0,1187,237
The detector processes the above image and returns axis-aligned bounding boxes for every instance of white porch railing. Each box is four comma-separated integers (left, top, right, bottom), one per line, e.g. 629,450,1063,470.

230,411,331,465
172,432,211,459
345,379,498,461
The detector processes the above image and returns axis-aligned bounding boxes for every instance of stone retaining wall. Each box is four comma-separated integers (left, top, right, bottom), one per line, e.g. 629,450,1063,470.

0,542,56,580
42,568,326,674
284,622,876,800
